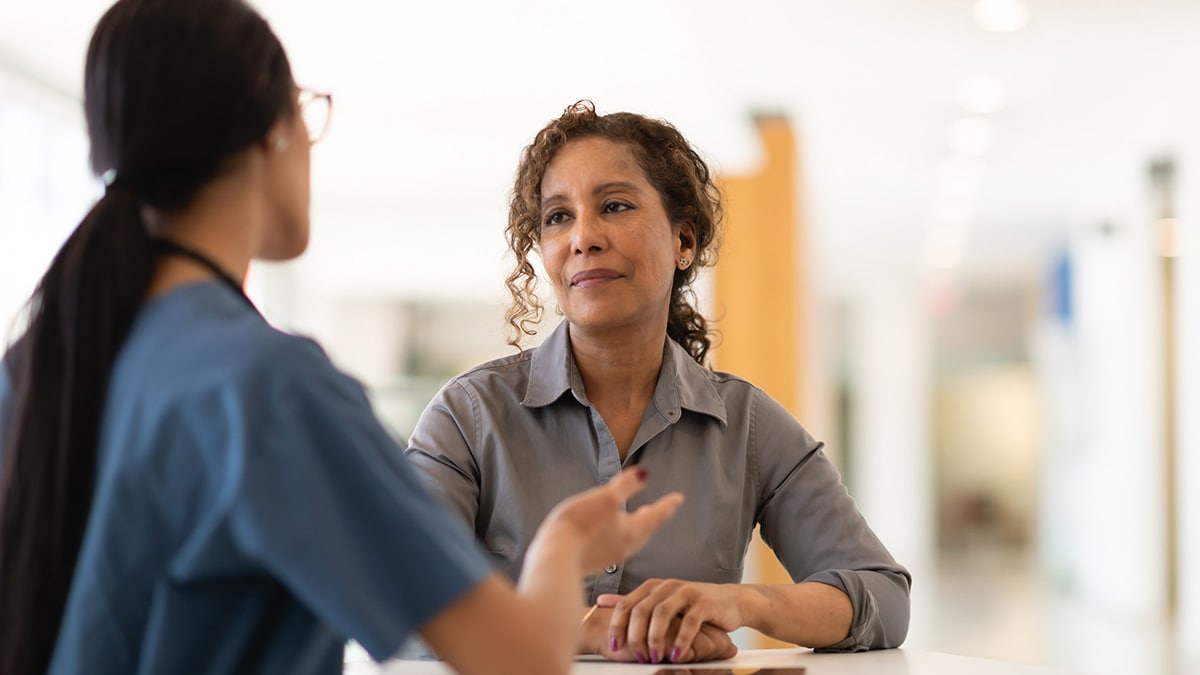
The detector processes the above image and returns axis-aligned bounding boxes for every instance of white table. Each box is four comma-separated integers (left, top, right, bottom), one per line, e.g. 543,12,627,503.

355,648,1093,674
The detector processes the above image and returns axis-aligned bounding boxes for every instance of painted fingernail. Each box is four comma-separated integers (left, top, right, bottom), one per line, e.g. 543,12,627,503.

650,650,660,663
636,467,649,481
635,652,647,664
670,647,681,662
609,636,618,652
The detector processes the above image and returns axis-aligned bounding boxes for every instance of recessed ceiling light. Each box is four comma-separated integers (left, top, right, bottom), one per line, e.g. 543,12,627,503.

972,0,1030,33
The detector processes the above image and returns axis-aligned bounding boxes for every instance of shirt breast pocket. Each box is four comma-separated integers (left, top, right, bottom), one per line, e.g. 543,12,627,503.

640,497,750,581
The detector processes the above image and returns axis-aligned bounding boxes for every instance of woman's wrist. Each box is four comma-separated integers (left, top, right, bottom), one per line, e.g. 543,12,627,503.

740,582,853,646
521,517,586,593
737,583,782,635
535,515,587,561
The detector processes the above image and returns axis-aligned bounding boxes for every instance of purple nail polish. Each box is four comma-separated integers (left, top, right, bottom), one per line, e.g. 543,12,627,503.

670,647,681,662
635,652,647,664
609,636,618,652
651,650,660,663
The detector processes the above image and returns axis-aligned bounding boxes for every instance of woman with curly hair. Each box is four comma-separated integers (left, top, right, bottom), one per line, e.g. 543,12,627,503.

405,101,911,664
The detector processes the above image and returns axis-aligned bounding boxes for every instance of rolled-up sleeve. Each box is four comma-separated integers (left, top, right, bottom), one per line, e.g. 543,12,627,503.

752,390,911,651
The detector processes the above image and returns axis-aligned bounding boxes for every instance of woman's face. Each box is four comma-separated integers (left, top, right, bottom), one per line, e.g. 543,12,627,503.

538,136,696,337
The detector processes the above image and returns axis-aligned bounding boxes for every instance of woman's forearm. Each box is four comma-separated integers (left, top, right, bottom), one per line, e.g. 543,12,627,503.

420,571,581,675
738,581,853,648
515,525,590,659
423,469,683,674
420,528,589,675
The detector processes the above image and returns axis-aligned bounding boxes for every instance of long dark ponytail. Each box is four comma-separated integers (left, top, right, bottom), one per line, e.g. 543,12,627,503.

0,1,294,672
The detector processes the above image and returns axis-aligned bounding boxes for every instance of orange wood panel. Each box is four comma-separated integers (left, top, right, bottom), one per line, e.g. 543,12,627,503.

713,116,807,649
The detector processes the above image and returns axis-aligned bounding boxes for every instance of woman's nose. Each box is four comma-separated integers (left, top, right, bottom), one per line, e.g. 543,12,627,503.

570,210,606,254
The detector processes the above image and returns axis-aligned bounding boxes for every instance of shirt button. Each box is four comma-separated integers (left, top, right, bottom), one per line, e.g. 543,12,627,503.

605,564,618,574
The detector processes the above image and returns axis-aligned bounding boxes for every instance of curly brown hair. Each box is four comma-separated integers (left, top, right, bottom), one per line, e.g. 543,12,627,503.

505,100,724,365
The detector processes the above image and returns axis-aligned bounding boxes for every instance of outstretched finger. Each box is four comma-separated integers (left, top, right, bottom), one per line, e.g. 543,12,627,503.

603,466,653,502
624,493,685,544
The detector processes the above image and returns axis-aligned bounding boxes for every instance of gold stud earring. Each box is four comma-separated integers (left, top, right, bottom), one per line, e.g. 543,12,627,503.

679,258,690,269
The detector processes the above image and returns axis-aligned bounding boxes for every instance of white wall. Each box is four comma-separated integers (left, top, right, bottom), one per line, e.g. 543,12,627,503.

845,277,935,645
0,75,95,342
1068,213,1166,618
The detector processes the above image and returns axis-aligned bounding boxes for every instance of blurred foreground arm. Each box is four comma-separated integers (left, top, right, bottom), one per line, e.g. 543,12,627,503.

420,468,683,675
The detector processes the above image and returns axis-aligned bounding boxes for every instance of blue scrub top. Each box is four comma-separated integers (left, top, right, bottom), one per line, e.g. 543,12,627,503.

0,282,492,674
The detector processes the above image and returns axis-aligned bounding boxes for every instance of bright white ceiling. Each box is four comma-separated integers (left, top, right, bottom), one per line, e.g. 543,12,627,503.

3,0,1198,301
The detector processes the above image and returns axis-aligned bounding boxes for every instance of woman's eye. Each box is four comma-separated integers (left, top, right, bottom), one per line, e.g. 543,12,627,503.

543,210,570,226
603,201,632,213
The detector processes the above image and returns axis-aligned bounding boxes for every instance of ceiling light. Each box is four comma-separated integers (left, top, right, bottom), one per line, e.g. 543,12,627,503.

972,0,1030,33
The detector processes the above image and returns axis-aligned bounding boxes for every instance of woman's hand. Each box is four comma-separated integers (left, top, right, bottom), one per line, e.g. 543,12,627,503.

581,606,737,663
530,468,684,576
599,580,750,664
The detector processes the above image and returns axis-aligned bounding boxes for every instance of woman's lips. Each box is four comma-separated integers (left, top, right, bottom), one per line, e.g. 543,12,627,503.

571,269,621,287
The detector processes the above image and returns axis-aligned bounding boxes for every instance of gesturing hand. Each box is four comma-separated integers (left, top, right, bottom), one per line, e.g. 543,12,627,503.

534,468,685,576
599,579,748,664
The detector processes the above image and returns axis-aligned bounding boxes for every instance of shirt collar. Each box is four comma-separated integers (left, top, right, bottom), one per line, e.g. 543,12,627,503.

523,320,581,407
523,321,727,426
656,336,727,426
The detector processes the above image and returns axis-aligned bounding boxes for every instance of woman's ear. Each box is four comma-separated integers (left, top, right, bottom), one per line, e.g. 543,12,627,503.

260,114,295,154
263,121,290,153
678,220,698,259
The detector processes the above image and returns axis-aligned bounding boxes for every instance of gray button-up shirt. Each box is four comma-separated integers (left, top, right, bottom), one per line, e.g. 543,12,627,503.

404,321,910,651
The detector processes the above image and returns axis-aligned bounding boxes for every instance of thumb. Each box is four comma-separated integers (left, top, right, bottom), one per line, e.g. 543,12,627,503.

604,466,650,503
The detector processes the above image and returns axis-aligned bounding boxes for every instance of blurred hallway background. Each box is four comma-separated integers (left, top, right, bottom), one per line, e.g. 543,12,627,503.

3,2,1199,673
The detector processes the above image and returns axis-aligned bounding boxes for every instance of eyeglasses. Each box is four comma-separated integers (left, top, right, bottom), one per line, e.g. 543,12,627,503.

298,88,333,145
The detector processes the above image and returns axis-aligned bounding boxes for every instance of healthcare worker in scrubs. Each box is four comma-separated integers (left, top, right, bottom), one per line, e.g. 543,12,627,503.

0,2,682,674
